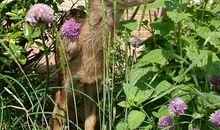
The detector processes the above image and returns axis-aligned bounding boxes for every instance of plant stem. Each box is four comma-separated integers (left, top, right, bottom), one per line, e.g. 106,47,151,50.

178,21,184,73
205,52,212,92
201,0,208,22
40,25,50,127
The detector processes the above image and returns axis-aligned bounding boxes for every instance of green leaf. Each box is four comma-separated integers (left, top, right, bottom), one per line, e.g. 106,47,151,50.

1,0,14,4
139,125,153,130
146,0,165,9
146,85,182,105
207,61,220,76
123,83,152,104
129,67,150,85
212,4,220,13
32,29,41,38
164,0,188,11
202,92,220,108
18,55,27,65
174,51,208,82
210,19,220,28
151,18,174,36
152,105,169,118
119,20,138,31
196,27,211,39
9,43,21,58
167,11,192,23
35,41,44,51
24,24,32,40
171,84,195,102
116,122,128,130
6,12,18,17
153,80,172,97
0,56,10,66
135,49,172,67
117,101,132,108
186,49,219,67
128,110,146,129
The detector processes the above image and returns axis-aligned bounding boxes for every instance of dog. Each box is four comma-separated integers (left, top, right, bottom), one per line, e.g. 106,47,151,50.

52,0,155,130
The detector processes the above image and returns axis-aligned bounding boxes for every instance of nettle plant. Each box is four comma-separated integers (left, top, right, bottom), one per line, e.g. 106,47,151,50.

115,0,220,129
0,0,220,129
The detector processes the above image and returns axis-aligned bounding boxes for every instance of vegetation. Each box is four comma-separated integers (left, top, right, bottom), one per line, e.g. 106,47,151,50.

0,0,220,129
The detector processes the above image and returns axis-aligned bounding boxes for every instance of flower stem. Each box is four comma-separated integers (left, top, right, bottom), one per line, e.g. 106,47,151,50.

40,25,50,127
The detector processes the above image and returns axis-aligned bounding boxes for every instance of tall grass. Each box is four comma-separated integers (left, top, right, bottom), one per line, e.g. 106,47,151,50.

1,0,220,130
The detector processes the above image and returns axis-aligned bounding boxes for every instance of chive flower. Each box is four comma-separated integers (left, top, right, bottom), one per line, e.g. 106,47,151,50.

26,3,54,25
61,19,81,40
129,36,141,47
209,109,220,127
158,116,175,130
168,97,187,115
208,75,220,90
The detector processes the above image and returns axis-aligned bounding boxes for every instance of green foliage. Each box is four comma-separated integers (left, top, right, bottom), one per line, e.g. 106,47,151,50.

128,110,146,129
1,0,220,129
115,0,220,129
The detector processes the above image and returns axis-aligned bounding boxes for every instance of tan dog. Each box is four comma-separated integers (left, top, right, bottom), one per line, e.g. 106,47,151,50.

52,0,154,130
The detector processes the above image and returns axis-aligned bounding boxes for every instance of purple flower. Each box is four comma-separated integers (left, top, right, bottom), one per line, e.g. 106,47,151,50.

61,19,81,40
208,75,220,90
168,97,187,115
209,109,220,127
158,116,175,130
26,3,54,25
129,36,141,47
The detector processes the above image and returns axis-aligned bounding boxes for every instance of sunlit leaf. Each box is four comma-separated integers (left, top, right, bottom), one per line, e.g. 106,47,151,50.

128,110,146,129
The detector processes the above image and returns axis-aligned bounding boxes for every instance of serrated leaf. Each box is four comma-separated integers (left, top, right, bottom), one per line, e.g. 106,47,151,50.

174,51,208,82
167,11,192,23
135,49,172,67
123,84,137,101
128,110,146,129
196,27,211,39
123,83,152,104
210,19,220,28
153,80,172,97
212,4,220,13
129,67,150,85
151,18,174,36
164,0,188,10
116,122,128,130
196,26,220,49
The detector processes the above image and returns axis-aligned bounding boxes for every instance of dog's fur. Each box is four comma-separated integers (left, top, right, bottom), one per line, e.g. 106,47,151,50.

52,0,154,130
